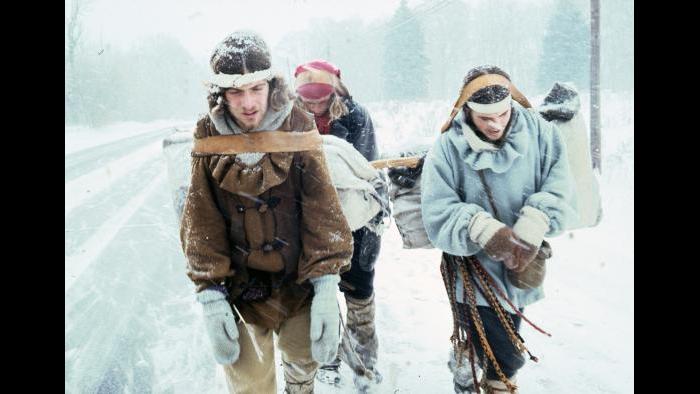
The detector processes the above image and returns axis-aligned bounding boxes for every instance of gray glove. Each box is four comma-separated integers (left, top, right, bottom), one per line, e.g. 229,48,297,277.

309,274,341,364
197,287,240,365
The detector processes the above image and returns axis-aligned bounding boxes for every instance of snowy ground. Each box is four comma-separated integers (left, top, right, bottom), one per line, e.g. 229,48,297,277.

65,92,633,393
65,119,194,155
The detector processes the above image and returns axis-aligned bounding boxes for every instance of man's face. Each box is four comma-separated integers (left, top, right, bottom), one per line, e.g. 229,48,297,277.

470,107,512,141
301,96,331,116
224,81,269,131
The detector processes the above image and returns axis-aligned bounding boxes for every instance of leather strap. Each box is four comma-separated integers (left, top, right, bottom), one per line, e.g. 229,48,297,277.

192,130,322,155
440,74,532,133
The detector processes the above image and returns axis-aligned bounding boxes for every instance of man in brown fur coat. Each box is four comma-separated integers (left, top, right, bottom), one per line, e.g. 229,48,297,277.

180,31,353,394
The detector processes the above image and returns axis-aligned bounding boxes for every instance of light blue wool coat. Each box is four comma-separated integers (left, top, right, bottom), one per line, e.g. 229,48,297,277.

421,101,578,312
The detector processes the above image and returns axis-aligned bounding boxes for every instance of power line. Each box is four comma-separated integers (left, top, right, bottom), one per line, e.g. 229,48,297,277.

386,0,454,36
363,0,455,39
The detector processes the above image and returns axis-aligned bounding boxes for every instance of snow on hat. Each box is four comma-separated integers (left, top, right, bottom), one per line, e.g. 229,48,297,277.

294,59,341,78
208,31,273,88
440,65,532,132
465,76,512,114
294,59,341,100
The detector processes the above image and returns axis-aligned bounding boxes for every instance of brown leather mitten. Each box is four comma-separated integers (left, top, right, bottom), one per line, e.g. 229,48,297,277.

482,227,518,266
511,237,539,272
507,240,551,289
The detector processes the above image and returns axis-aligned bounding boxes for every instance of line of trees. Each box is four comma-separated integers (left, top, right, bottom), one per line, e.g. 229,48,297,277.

65,1,207,126
66,0,632,126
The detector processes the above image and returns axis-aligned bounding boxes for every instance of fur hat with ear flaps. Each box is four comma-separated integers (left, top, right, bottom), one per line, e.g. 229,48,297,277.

206,31,293,115
440,65,532,132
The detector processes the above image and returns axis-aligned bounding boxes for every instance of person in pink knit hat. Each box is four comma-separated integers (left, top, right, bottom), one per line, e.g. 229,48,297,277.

294,59,385,392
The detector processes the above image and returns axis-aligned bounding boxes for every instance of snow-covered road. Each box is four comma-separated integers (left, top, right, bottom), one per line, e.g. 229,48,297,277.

65,97,633,393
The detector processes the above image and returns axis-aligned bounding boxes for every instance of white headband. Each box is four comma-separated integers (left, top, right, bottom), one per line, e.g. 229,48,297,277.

467,93,512,114
208,68,273,88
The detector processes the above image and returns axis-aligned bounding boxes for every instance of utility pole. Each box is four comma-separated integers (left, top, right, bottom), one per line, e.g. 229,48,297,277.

590,0,601,173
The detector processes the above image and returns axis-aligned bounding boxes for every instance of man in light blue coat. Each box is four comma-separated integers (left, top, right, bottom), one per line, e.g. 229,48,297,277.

421,65,577,393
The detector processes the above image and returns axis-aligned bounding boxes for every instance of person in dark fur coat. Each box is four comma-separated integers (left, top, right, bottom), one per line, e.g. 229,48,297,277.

294,59,385,392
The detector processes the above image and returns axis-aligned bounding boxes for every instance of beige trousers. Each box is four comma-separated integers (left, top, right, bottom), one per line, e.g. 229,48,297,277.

222,305,318,394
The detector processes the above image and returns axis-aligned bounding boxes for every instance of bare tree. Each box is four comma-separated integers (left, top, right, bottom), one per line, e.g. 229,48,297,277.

66,0,92,75
590,0,601,173
66,0,93,125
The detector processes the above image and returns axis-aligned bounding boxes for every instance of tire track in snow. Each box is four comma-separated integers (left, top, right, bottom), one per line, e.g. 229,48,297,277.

65,140,163,218
65,127,175,182
65,172,166,294
65,177,190,393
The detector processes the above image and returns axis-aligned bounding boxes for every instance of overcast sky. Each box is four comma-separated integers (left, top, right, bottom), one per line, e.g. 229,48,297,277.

67,0,428,60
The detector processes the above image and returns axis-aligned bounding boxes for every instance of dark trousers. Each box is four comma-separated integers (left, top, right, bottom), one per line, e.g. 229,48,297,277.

339,227,380,300
455,304,526,380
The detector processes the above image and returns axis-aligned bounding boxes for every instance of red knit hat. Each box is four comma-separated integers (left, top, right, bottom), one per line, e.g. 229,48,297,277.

294,59,341,100
294,59,341,78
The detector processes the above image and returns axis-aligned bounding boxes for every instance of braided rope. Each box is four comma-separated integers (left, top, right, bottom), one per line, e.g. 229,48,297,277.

469,258,527,355
467,319,480,391
457,260,517,393
440,256,463,361
440,253,554,393
471,258,551,339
